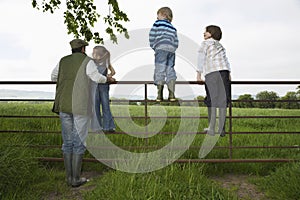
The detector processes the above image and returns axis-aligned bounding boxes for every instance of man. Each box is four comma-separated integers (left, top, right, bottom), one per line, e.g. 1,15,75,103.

51,39,115,187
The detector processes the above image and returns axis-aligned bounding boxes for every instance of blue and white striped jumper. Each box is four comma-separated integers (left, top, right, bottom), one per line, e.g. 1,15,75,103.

149,19,178,52
149,19,179,85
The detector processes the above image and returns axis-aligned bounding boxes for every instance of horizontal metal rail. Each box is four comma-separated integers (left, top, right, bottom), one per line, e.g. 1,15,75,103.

37,157,299,163
0,99,54,102
13,144,299,150
1,130,300,135
1,80,300,84
1,115,299,119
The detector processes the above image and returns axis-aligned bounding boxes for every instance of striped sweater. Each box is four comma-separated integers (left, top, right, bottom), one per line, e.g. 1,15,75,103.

149,20,179,52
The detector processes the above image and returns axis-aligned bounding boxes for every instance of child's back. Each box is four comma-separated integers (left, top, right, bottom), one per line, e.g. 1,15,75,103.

149,7,178,102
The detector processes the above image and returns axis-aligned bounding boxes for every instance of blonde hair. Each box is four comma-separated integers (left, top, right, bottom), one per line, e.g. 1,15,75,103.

157,7,173,22
92,46,111,65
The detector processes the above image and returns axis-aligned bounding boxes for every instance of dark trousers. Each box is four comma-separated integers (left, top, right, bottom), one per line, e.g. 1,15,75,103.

204,70,231,108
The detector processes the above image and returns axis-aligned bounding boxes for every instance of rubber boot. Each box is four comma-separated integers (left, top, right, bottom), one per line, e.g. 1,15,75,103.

156,85,164,102
205,107,216,136
218,108,227,137
167,80,176,101
63,153,72,186
71,154,87,187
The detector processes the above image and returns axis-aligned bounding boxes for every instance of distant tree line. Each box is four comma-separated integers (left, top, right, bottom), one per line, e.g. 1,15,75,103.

233,85,300,109
110,85,300,109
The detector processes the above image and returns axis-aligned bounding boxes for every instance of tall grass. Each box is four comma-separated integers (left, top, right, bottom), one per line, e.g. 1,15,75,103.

83,164,237,200
0,102,299,164
0,102,299,199
254,162,300,200
0,136,34,195
0,135,54,199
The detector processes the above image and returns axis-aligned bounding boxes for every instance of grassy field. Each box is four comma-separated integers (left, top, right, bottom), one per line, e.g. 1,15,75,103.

0,102,299,199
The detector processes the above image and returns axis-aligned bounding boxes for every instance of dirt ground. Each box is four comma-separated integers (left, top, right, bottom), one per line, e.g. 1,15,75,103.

211,174,268,200
45,171,101,200
46,172,268,200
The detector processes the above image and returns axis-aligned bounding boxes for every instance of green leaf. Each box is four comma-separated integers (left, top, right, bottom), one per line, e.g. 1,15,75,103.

31,0,129,43
32,0,37,8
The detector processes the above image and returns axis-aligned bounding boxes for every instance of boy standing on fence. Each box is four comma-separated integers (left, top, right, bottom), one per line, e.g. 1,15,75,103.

196,25,231,137
149,7,179,101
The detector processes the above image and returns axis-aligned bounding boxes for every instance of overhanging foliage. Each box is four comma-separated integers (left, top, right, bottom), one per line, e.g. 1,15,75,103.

32,0,129,44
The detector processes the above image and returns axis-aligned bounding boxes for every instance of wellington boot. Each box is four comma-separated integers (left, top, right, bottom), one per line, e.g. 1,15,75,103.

167,80,176,101
71,154,87,187
63,153,72,186
156,85,164,102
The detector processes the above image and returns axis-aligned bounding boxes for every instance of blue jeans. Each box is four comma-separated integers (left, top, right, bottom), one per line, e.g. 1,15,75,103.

59,112,89,154
91,83,115,131
154,49,177,85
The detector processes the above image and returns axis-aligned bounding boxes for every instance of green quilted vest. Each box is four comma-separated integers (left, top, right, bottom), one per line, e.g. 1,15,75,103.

52,53,92,115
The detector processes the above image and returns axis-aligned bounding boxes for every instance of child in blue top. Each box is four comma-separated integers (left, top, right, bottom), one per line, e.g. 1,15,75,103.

91,46,116,133
149,7,179,101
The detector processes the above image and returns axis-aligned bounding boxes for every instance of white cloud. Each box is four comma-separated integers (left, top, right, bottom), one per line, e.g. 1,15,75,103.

0,0,299,96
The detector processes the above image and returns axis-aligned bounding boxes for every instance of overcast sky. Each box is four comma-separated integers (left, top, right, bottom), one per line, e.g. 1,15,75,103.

0,0,300,97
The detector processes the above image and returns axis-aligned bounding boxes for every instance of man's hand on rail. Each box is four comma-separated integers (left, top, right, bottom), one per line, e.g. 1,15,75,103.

106,76,116,83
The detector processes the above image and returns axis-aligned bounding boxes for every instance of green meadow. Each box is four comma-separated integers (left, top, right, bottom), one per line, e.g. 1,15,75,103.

0,102,299,199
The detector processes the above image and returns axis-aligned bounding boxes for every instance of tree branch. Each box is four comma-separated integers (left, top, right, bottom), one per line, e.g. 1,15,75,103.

32,0,129,44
